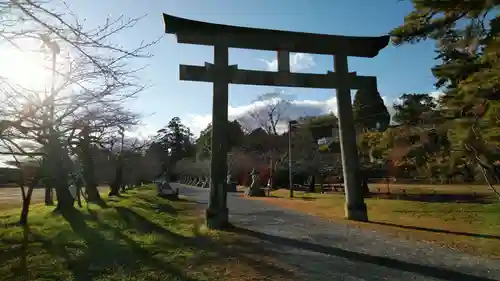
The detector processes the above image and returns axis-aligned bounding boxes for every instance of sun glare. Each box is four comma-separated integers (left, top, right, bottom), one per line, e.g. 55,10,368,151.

0,46,52,91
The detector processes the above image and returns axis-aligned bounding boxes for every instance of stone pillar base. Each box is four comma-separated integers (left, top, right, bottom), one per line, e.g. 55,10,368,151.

205,207,230,229
344,203,368,222
245,187,266,197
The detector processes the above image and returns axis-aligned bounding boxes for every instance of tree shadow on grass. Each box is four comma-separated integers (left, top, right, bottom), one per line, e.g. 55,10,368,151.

127,199,179,216
106,197,121,203
132,195,190,216
0,224,32,279
112,206,207,244
19,225,29,278
56,208,200,281
136,193,190,203
228,226,497,281
367,221,500,240
91,198,109,209
0,224,82,280
107,193,126,198
1,204,300,281
145,201,179,215
110,206,300,280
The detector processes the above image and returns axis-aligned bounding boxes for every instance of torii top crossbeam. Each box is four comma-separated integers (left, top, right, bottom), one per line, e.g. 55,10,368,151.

162,13,390,58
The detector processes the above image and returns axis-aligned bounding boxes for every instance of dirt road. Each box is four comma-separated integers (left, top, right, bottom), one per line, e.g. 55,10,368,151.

0,186,109,209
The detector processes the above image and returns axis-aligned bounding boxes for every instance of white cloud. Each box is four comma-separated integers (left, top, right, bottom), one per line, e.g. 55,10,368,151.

127,122,161,140
136,92,445,139
185,114,213,136
259,53,315,72
430,91,444,100
184,95,378,137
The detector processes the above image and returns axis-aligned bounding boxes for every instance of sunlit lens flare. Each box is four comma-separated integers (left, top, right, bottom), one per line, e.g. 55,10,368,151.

0,46,53,92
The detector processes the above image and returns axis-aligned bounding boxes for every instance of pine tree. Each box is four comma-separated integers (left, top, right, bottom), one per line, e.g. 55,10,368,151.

391,1,500,197
392,93,437,126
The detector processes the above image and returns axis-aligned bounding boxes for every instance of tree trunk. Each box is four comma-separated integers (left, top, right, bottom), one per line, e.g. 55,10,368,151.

80,126,100,201
82,162,99,200
54,181,75,211
308,175,316,193
44,185,53,205
46,136,74,212
76,186,82,207
109,184,120,196
109,161,123,196
479,165,500,201
19,185,35,225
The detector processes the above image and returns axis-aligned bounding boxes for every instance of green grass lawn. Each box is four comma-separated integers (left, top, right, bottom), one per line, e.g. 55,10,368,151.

248,189,500,259
367,182,495,195
0,188,297,281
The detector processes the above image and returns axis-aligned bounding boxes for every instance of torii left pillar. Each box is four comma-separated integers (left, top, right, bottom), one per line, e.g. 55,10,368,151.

206,44,231,229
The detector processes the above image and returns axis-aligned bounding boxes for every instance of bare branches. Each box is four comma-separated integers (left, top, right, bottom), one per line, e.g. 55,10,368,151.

0,0,155,188
246,91,292,135
6,0,161,82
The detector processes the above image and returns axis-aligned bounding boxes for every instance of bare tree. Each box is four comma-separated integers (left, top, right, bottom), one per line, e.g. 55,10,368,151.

68,104,140,201
0,0,158,212
235,91,292,186
2,0,158,76
0,140,41,225
138,144,163,183
102,134,149,196
246,91,292,135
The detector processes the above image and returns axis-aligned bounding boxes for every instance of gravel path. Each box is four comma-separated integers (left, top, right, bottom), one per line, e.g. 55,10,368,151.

173,183,500,281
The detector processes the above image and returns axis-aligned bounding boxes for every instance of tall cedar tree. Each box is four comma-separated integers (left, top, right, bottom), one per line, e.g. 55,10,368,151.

155,117,196,172
352,89,390,131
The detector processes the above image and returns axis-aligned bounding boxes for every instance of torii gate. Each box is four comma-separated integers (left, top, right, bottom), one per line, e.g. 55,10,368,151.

162,13,390,229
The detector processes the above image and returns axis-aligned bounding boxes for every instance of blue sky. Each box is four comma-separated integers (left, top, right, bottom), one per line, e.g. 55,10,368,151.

67,0,439,136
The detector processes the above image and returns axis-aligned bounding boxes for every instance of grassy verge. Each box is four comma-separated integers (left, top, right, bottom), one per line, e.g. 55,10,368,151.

247,189,500,259
0,188,297,281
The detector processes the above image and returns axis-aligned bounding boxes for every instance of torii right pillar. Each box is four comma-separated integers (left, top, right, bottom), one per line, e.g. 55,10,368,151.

334,53,367,221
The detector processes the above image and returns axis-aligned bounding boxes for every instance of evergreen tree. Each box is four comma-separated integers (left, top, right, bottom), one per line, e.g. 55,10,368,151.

392,93,437,126
195,120,245,159
155,117,195,171
352,89,390,131
391,1,500,196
